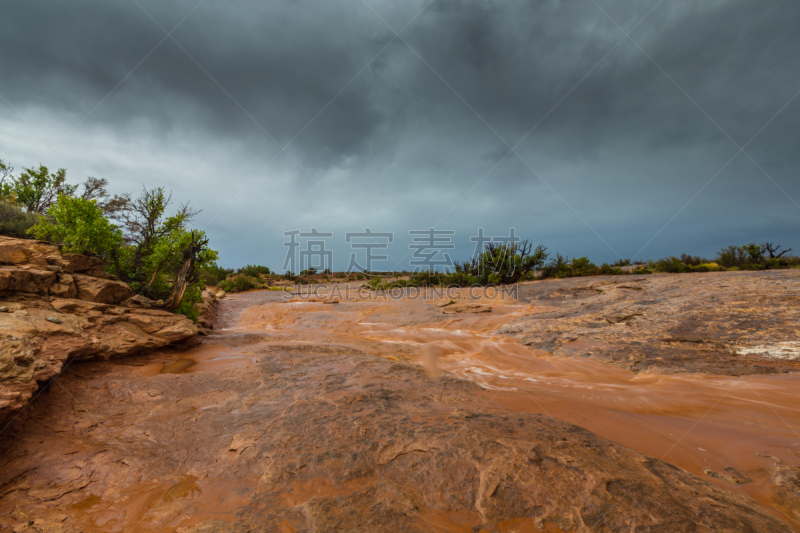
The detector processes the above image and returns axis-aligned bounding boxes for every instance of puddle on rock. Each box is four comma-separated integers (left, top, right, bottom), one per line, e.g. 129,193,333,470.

161,359,197,374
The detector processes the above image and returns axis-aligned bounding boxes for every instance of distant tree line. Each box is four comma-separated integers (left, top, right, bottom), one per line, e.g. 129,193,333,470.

198,238,800,294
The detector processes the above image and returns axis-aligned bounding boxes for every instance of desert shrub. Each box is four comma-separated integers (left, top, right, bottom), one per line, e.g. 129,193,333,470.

716,245,748,268
539,254,599,279
367,276,388,290
653,257,686,273
715,243,797,270
612,258,632,267
599,263,624,275
539,253,571,279
441,271,480,287
458,241,548,285
679,254,708,266
200,263,231,286
218,275,259,293
238,264,271,278
410,270,443,286
570,257,598,277
0,200,38,238
687,262,723,273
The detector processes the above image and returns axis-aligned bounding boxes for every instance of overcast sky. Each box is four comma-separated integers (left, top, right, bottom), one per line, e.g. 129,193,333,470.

2,0,798,270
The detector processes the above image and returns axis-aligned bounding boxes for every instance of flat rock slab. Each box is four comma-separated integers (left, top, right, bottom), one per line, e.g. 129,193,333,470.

509,270,800,375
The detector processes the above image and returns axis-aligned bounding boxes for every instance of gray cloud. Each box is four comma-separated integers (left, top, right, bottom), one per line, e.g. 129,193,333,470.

1,0,798,269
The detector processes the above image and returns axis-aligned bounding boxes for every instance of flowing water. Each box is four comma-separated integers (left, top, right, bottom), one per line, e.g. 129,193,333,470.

3,286,799,530
217,288,800,528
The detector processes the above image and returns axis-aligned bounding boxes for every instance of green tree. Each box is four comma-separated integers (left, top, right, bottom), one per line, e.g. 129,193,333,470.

111,186,217,313
28,195,123,256
4,165,77,213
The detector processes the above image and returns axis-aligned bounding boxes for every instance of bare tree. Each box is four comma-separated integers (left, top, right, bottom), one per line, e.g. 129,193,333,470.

81,177,130,217
764,242,792,259
0,159,12,190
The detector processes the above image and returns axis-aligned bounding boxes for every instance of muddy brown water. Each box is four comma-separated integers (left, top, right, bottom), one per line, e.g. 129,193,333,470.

230,288,800,528
2,286,799,531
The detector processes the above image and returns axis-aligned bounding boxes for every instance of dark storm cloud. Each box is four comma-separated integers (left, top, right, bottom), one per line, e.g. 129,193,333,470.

1,0,798,267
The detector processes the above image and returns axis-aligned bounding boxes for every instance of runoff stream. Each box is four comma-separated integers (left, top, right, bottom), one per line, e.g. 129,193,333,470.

2,286,799,531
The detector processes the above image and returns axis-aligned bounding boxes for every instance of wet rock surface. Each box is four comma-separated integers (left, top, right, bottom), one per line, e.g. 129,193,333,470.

0,341,792,532
0,287,797,532
507,271,800,375
0,236,198,427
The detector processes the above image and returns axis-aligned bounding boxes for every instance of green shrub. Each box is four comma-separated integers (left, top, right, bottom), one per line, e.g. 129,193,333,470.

238,264,271,278
2,157,219,320
458,241,548,285
174,283,203,322
0,201,38,238
570,257,598,277
687,262,723,273
653,257,686,273
218,275,259,293
717,245,747,268
199,263,231,286
680,254,708,266
599,264,624,275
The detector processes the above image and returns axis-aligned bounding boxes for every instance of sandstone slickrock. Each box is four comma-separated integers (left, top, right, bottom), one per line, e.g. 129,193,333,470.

507,271,800,375
0,236,198,427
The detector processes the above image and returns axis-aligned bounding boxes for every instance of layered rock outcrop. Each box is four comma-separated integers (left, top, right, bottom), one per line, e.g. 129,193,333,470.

0,236,198,426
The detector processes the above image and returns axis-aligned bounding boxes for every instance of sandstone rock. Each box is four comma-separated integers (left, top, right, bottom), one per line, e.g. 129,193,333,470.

123,294,153,308
440,301,492,314
703,466,751,484
48,273,77,298
510,271,800,375
0,266,58,295
73,274,134,304
215,291,226,299
0,237,60,266
0,237,199,427
60,253,104,274
51,298,111,314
